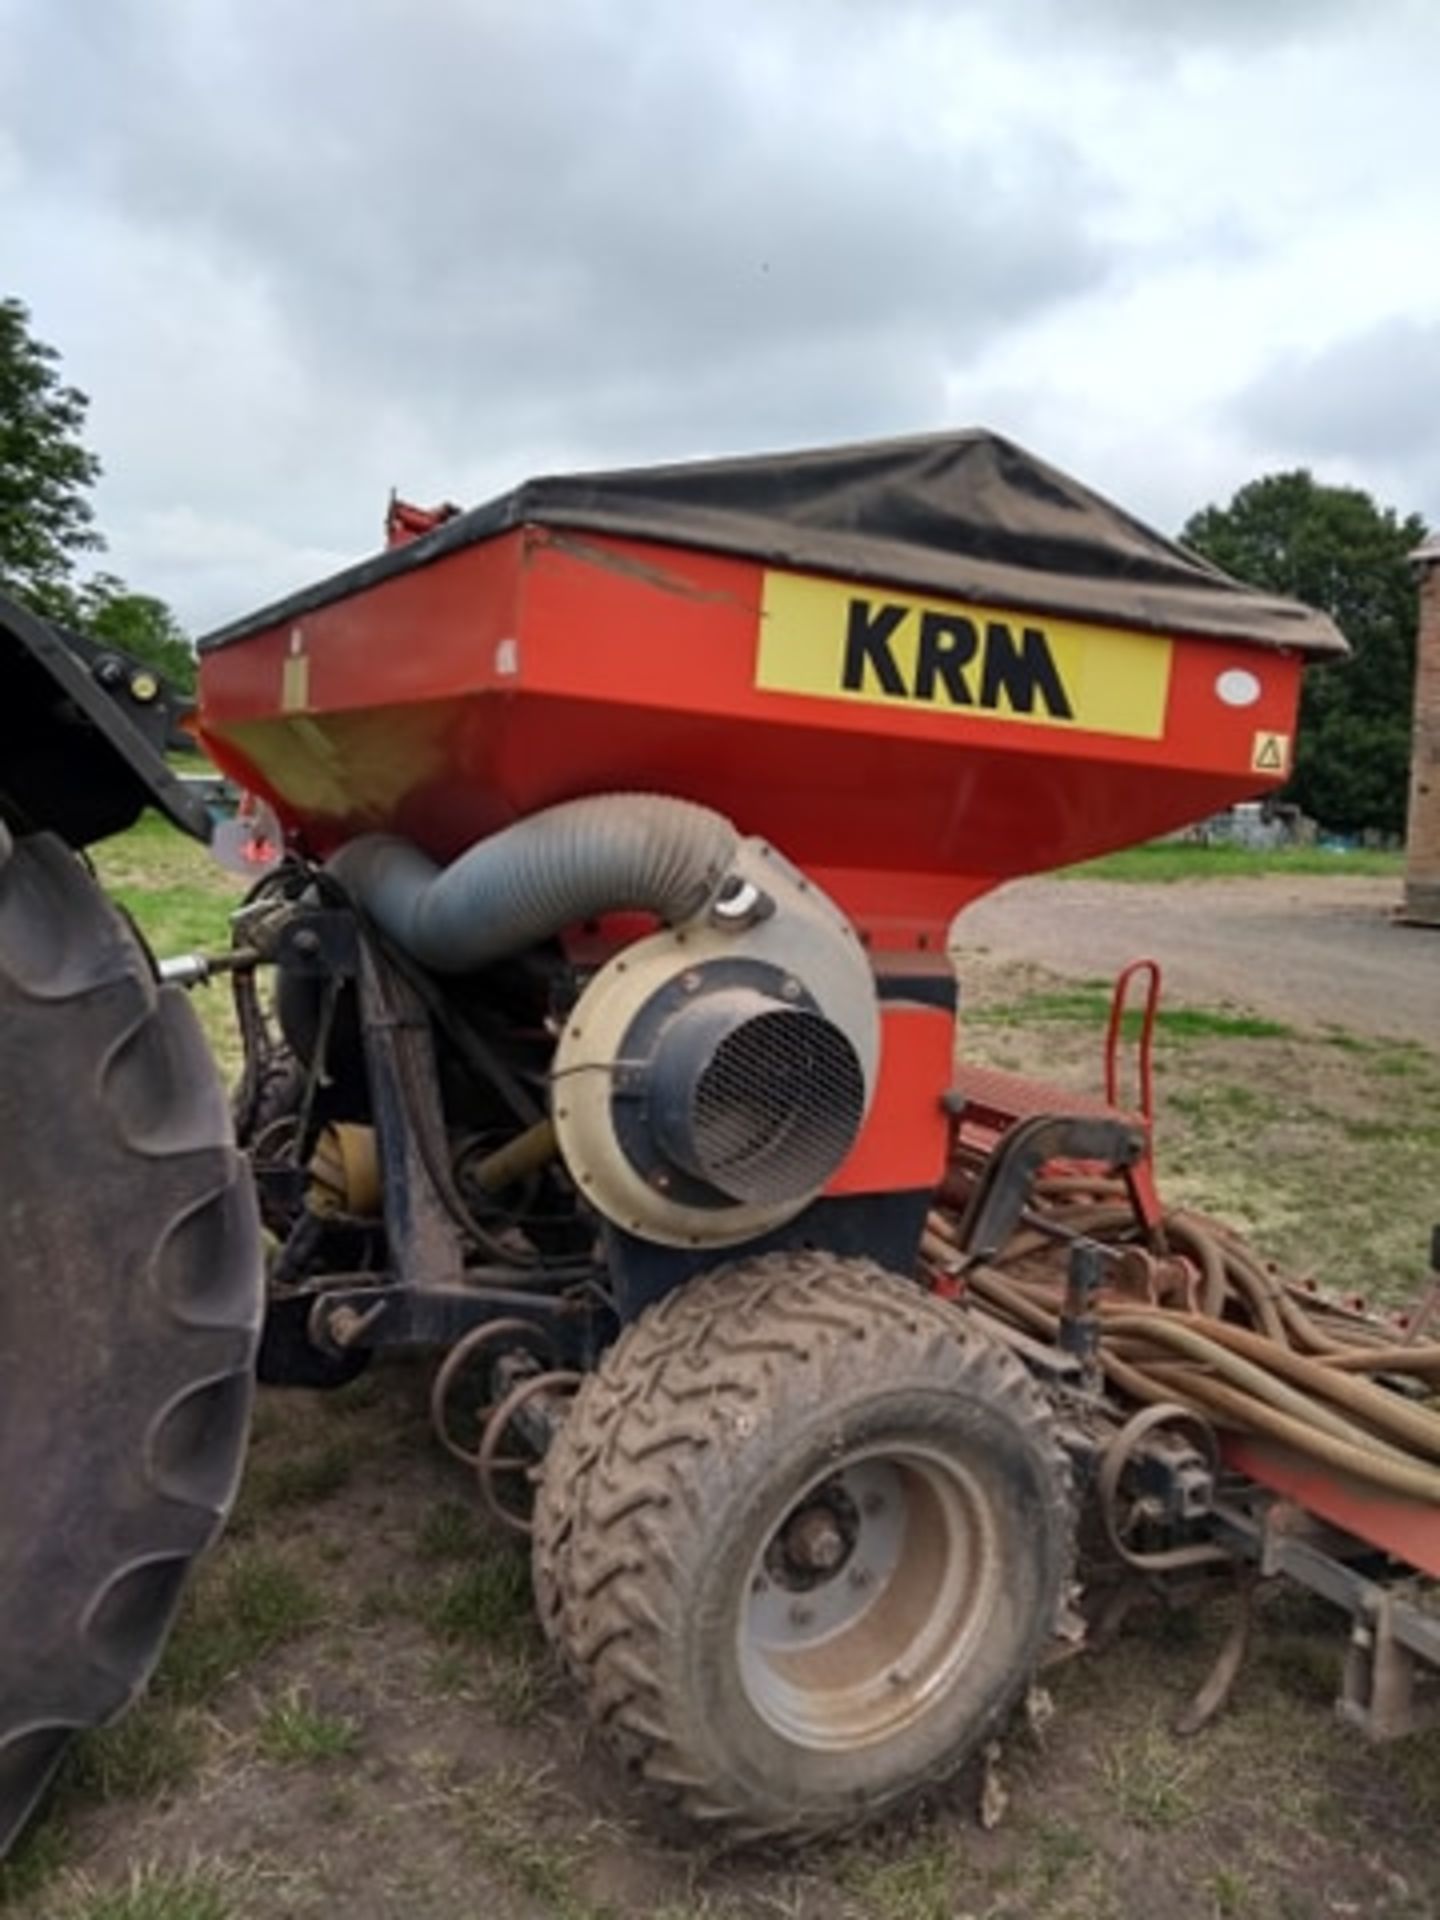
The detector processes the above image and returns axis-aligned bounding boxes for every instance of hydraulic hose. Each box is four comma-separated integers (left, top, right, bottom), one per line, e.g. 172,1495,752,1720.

328,794,739,974
1159,1373,1440,1506
926,1192,1440,1506
1156,1313,1440,1460
1101,1313,1428,1469
1319,1342,1440,1375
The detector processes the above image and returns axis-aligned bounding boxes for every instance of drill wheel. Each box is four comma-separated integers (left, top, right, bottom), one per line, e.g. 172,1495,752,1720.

534,1250,1072,1843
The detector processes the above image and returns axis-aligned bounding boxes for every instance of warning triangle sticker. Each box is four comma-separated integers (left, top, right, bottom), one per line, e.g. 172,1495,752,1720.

1251,731,1289,773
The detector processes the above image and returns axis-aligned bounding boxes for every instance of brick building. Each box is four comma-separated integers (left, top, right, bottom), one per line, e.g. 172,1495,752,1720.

1405,533,1440,925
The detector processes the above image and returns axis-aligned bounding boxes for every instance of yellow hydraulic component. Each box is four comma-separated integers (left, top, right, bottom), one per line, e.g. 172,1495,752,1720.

464,1118,558,1195
308,1122,382,1218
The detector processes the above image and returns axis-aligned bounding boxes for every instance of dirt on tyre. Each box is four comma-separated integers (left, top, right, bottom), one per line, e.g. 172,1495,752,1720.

0,831,263,1858
533,1251,1071,1844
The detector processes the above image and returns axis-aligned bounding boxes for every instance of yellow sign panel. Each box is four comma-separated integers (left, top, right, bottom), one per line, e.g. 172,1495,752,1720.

756,571,1172,740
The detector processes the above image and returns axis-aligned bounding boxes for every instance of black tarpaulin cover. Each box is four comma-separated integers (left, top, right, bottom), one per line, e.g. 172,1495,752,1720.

201,431,1347,658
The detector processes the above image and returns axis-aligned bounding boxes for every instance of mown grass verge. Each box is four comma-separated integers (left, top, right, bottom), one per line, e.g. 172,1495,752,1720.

1062,842,1403,882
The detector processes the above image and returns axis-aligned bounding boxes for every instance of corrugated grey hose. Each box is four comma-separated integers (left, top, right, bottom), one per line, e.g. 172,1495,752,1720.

327,794,740,973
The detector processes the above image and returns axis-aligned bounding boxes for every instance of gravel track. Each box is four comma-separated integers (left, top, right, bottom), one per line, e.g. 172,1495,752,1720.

953,874,1438,1050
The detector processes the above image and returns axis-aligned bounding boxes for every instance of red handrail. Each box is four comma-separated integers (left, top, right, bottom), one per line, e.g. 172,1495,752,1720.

1105,958,1161,1127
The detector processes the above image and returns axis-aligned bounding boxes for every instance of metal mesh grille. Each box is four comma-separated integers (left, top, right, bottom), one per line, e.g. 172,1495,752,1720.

689,1008,865,1206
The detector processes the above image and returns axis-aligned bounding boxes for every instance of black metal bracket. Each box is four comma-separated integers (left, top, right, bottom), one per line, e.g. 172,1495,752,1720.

0,586,211,846
275,908,360,979
356,935,468,1293
307,1279,588,1353
603,1188,935,1322
946,1110,1142,1259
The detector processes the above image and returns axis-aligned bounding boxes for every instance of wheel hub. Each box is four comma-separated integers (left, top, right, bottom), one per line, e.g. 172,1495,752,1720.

750,1461,904,1639
782,1506,848,1575
766,1478,861,1588
740,1448,1000,1750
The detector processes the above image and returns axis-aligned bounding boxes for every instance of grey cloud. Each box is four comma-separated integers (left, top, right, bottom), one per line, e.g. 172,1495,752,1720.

4,1,1110,489
1236,320,1440,466
985,0,1356,52
8,0,1400,633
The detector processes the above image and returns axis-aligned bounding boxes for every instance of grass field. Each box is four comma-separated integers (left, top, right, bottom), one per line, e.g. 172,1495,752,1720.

6,819,1438,1920
1062,843,1404,883
94,813,239,950
963,971,1440,1297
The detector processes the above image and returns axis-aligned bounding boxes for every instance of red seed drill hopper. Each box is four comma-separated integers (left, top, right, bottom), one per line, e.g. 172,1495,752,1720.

195,432,1439,1841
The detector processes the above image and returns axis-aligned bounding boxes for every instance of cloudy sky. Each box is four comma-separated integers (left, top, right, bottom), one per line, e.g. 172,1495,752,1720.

2,0,1436,633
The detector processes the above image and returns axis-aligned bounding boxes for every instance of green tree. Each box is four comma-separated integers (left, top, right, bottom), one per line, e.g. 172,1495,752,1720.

79,573,196,693
1182,473,1425,836
1,300,194,689
0,296,103,617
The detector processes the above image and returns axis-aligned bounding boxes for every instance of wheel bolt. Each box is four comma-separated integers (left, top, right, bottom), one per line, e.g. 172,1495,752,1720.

788,1602,814,1628
751,1573,768,1595
862,1492,886,1517
848,1566,870,1590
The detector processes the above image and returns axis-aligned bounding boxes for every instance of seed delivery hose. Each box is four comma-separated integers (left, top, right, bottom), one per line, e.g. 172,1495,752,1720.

328,793,738,974
925,1188,1440,1506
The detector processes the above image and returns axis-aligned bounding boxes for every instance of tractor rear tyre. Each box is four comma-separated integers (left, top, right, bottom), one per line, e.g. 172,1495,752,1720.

0,831,262,1858
533,1251,1071,1843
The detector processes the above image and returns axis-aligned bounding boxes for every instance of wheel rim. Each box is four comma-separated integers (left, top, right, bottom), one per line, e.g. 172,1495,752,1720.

738,1446,1001,1750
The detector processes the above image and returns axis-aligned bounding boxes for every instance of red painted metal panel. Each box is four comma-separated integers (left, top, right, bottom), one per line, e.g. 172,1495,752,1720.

199,524,1306,952
1223,1436,1440,1578
826,1002,954,1197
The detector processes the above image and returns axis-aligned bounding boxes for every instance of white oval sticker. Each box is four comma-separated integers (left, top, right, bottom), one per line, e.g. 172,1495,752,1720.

1216,668,1261,708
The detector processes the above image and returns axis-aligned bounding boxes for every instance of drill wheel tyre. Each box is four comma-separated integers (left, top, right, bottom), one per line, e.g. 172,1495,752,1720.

533,1251,1071,1843
0,831,262,1858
